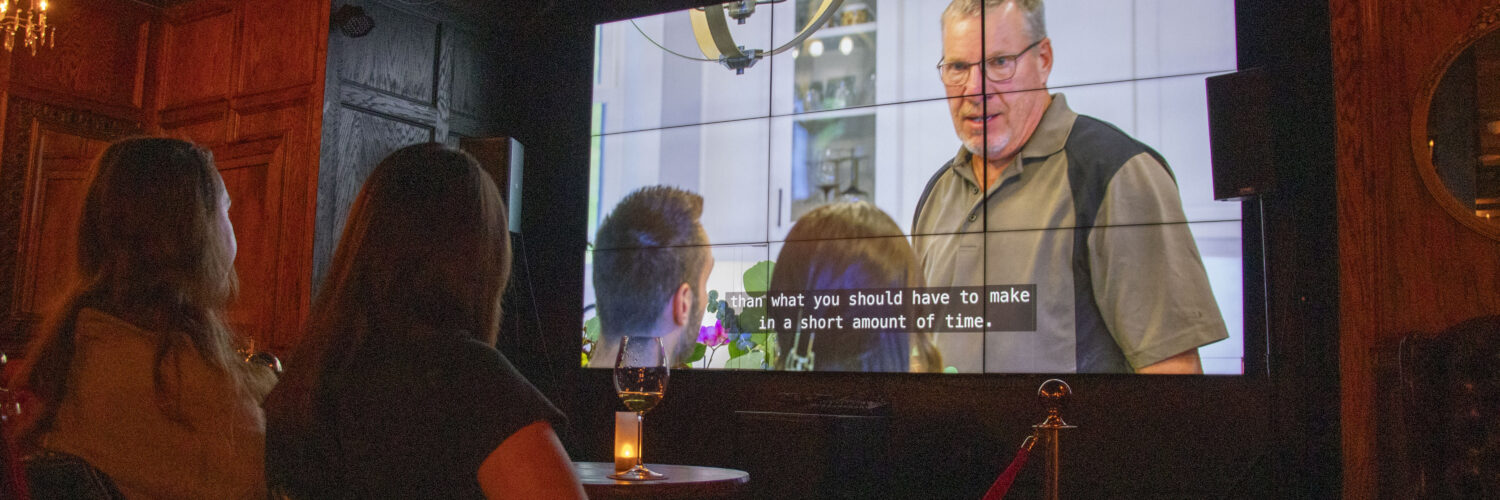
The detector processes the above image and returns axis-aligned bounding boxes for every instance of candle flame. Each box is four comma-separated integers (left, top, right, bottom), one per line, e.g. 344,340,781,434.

38,0,45,11
620,443,635,458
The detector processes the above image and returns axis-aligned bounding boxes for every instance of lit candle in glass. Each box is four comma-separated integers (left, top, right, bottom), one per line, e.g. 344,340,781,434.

613,411,640,473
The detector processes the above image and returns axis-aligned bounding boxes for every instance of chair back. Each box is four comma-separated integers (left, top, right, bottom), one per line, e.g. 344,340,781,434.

1,351,26,500
22,450,125,500
1,351,126,500
1380,315,1500,498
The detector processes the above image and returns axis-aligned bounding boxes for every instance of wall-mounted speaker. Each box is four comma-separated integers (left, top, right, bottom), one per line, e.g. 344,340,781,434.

331,4,375,38
1206,68,1274,201
459,137,525,234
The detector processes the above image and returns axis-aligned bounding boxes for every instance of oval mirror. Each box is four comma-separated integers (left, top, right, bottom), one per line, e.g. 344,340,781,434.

1415,9,1500,240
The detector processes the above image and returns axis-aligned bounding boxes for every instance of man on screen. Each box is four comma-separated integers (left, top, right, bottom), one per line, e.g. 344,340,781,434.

912,0,1228,373
589,186,714,368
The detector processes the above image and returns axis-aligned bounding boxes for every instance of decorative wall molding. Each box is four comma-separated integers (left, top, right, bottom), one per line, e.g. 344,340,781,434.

0,97,140,353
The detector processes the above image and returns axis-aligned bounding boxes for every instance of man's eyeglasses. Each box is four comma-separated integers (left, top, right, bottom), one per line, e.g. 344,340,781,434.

936,39,1044,86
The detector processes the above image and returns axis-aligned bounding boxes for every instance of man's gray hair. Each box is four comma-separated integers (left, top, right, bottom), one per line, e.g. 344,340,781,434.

941,0,1046,41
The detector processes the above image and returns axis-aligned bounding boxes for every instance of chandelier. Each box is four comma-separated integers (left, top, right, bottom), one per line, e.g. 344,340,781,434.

0,0,53,56
689,0,843,74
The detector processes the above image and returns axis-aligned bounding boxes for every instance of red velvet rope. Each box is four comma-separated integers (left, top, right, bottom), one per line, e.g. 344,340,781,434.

981,443,1032,500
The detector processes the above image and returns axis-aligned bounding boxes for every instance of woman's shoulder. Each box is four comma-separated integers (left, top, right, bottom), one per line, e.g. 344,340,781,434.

70,308,160,365
419,336,523,384
74,308,154,343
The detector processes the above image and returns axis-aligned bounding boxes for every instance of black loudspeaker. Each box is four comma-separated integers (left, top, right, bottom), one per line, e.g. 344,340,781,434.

1206,68,1274,201
459,137,525,234
330,4,374,38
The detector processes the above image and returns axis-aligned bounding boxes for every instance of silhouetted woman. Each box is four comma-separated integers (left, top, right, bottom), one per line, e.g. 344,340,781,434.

769,202,943,372
264,143,583,499
11,137,273,498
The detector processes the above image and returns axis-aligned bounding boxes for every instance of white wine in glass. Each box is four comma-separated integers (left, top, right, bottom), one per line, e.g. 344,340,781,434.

610,336,668,480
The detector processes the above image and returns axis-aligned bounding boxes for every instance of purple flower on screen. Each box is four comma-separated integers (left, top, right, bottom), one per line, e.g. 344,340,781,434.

698,320,728,347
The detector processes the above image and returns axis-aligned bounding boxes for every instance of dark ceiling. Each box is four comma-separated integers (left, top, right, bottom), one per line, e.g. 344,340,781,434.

124,0,552,26
126,0,721,29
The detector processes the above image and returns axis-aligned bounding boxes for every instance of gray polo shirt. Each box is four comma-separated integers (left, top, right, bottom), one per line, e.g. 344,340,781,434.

912,94,1228,373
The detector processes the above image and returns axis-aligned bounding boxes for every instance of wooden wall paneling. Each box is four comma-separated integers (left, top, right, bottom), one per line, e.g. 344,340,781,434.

18,130,107,321
315,106,432,281
446,27,491,121
1330,1,1381,497
449,113,499,140
159,101,231,146
0,98,139,354
152,0,329,353
157,6,235,110
232,96,318,351
316,0,506,288
215,137,284,346
1385,2,1500,330
337,85,440,125
433,20,452,142
0,0,327,355
335,1,439,104
237,0,320,96
9,0,154,122
1332,0,1500,497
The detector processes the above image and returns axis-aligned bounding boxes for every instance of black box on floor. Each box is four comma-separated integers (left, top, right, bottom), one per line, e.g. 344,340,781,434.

732,410,891,500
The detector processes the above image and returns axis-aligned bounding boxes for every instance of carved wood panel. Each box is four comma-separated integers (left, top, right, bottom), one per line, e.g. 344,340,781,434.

1332,0,1500,497
0,98,140,354
215,136,284,348
238,0,321,96
149,0,330,353
336,2,439,104
314,106,432,283
9,0,154,118
158,7,236,109
316,0,505,287
19,130,107,319
447,27,491,120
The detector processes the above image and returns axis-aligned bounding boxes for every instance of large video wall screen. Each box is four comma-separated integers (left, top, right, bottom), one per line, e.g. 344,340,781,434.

584,0,1241,375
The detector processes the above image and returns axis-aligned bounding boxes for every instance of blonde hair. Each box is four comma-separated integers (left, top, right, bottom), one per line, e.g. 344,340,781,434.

13,137,246,444
768,202,942,372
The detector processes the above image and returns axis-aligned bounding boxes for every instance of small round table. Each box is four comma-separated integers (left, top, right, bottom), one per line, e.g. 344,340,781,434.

573,461,749,500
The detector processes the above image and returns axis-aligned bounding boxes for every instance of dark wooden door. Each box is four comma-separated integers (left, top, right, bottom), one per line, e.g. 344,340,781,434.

315,0,506,289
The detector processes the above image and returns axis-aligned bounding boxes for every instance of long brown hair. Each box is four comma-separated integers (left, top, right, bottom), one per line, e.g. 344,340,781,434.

267,143,511,432
769,202,942,372
12,137,246,445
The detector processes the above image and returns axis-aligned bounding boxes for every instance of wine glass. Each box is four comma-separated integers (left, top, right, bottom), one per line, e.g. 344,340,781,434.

840,155,869,203
609,336,669,480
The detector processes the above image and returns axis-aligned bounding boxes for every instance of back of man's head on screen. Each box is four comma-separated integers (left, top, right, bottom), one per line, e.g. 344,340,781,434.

591,186,713,368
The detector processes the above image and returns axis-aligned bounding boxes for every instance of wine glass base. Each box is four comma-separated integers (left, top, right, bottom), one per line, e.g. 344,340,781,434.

609,466,667,481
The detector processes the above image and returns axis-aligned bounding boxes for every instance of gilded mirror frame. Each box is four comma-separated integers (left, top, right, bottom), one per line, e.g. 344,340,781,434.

1412,2,1500,241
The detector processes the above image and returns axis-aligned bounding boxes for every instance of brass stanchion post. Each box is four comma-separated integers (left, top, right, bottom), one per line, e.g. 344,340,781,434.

1033,379,1075,500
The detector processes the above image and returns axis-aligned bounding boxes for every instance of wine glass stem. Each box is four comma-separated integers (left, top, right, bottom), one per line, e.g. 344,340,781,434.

635,411,645,469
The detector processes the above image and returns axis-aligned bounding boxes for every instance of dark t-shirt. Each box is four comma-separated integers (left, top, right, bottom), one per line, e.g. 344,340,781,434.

267,336,564,499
